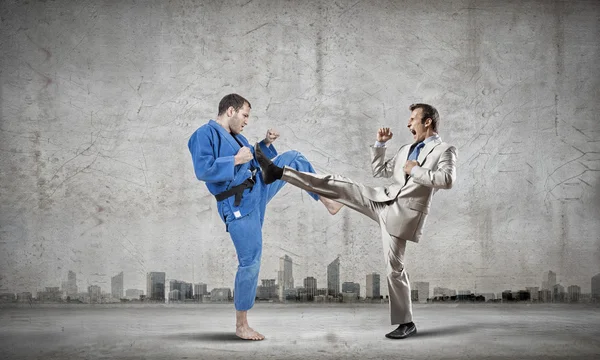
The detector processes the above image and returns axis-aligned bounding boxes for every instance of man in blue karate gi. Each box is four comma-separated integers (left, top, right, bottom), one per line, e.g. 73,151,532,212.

188,94,343,340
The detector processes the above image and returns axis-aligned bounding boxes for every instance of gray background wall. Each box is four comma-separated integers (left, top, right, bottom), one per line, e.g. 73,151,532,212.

1,0,598,297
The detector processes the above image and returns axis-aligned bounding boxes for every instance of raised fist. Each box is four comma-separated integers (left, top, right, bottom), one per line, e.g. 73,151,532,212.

377,127,393,142
264,128,280,145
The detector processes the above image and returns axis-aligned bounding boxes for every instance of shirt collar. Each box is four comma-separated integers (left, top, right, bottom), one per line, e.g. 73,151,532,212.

422,134,441,144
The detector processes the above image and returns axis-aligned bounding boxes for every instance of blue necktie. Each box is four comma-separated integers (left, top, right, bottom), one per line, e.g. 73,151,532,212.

408,142,425,161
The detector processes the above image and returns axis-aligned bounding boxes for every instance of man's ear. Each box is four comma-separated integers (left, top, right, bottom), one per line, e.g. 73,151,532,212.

226,106,235,117
424,118,432,127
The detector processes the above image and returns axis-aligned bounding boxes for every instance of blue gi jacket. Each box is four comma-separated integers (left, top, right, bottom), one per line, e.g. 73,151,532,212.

188,120,277,222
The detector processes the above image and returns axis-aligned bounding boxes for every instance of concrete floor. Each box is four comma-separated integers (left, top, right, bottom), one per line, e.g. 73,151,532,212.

1,303,599,359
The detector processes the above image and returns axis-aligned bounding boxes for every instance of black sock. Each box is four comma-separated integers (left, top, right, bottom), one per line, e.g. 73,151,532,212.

270,164,283,180
256,152,272,169
255,144,275,168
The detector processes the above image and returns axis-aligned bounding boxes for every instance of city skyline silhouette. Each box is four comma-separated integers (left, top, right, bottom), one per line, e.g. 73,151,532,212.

2,254,598,304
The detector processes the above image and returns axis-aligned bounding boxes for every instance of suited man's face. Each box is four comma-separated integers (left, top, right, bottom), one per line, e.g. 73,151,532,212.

407,108,431,142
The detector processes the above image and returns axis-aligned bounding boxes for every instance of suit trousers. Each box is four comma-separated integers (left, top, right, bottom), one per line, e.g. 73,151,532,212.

281,166,413,325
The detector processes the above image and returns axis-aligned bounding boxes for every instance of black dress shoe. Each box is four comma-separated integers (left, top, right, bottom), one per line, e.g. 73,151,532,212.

385,322,417,339
254,143,283,184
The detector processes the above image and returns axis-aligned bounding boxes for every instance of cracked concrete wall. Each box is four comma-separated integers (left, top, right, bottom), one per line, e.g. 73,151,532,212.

1,0,598,297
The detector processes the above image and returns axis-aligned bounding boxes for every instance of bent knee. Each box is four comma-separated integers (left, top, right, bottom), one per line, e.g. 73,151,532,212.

280,150,301,161
387,255,405,274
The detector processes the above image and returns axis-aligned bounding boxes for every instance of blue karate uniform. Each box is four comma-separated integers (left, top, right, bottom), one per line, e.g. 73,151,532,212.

188,120,319,310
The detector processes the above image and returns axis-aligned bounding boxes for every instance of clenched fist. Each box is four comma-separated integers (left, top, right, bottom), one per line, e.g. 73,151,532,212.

403,160,419,175
264,128,280,145
234,146,253,165
377,127,393,142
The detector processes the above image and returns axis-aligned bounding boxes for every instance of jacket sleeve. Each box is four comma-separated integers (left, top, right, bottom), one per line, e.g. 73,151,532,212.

411,146,457,189
370,145,399,178
249,139,277,169
258,139,277,159
188,130,235,183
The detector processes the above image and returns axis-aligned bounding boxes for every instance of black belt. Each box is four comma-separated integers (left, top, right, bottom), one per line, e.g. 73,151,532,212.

215,177,255,207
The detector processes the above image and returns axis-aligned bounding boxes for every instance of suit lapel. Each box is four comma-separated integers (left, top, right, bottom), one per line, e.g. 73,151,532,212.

416,138,442,165
399,144,411,163
397,144,412,184
208,120,241,151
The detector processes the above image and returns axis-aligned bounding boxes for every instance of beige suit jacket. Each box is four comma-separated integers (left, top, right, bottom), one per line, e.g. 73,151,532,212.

367,138,457,242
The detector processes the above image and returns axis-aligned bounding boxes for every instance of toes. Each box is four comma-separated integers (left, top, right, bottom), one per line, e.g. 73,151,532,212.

237,329,265,340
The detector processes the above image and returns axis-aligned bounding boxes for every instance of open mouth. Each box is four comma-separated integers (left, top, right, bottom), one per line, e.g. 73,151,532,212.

410,129,416,135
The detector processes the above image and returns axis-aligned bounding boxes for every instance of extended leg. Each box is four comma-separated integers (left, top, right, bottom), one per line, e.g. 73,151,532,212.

257,148,344,216
264,150,320,203
280,166,383,223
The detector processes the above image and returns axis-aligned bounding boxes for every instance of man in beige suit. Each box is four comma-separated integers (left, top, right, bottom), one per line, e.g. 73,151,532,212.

256,103,457,339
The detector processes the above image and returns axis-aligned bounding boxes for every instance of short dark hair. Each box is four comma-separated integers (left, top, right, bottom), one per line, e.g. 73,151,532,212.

409,103,439,132
218,94,251,116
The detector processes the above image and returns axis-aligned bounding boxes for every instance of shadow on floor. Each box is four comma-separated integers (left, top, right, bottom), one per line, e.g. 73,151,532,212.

165,332,246,342
414,324,478,338
166,324,480,342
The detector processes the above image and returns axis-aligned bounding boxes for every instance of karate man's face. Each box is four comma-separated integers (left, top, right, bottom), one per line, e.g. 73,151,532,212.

229,103,250,134
407,108,430,142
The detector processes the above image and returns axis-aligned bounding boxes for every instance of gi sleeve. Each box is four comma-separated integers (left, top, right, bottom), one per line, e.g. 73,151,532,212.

188,130,235,183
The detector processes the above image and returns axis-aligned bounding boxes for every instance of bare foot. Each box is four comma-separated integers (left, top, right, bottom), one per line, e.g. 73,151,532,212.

236,325,265,340
320,197,344,215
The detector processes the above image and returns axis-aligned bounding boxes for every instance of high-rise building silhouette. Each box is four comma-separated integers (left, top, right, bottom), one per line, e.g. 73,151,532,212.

180,282,193,300
88,285,102,303
111,272,124,299
146,272,166,301
539,288,552,303
567,285,581,302
366,273,380,299
526,287,539,301
194,283,208,301
413,282,430,303
169,280,193,301
543,270,557,290
279,255,294,290
552,284,565,302
303,277,317,300
548,271,557,287
592,273,600,300
327,257,340,297
278,255,294,301
66,271,77,297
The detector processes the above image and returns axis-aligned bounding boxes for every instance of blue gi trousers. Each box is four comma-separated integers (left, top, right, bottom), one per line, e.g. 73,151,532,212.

224,150,319,311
